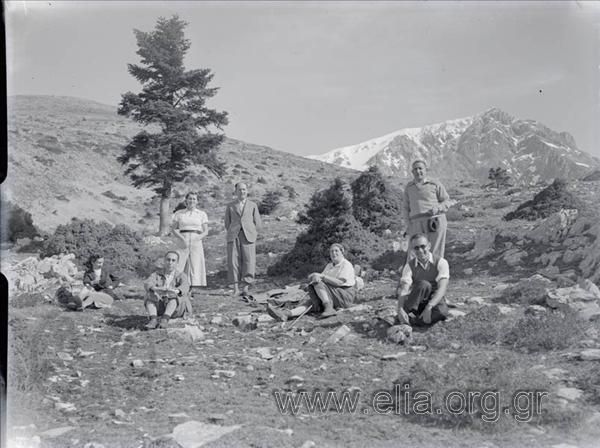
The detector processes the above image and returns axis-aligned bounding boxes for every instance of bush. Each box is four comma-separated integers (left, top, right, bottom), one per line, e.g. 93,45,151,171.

1,201,40,243
503,310,587,352
257,176,267,184
504,178,579,221
351,166,403,235
371,249,406,272
283,185,298,200
40,218,154,278
258,190,283,215
268,178,386,278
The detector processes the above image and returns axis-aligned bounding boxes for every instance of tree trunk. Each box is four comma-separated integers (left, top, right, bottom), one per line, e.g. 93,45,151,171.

159,195,171,236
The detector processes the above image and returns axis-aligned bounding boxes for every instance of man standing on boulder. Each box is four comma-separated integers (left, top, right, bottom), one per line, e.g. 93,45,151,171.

225,182,262,298
396,233,449,326
403,160,451,258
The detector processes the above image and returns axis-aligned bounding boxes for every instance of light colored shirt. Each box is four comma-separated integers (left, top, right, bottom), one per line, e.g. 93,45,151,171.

322,259,356,287
403,178,450,222
172,208,208,231
399,252,449,286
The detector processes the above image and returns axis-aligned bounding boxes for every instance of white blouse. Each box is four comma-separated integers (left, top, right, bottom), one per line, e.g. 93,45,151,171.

172,208,208,231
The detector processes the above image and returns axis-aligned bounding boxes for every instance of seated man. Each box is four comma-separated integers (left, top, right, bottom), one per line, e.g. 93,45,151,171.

396,233,449,326
144,251,193,330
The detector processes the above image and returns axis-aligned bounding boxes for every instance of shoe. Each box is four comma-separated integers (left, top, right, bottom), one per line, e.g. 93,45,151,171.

159,316,170,329
267,304,290,322
319,308,337,319
145,317,159,330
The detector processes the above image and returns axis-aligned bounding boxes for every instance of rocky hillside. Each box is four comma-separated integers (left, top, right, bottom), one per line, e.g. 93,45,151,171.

309,108,600,184
6,95,357,232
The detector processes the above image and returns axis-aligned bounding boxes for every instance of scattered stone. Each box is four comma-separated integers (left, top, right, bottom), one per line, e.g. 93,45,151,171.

409,345,427,352
543,368,569,381
57,352,73,361
556,387,583,401
466,228,496,260
447,309,466,318
232,315,257,331
245,364,255,371
546,286,600,320
131,360,144,368
527,209,578,244
169,412,190,420
114,409,127,419
54,402,76,412
347,304,372,313
466,296,484,305
210,316,223,325
39,426,75,438
174,374,185,381
323,325,351,345
171,421,242,448
386,325,412,345
381,352,407,360
503,249,527,267
580,349,600,361
450,342,461,350
213,370,236,379
497,305,514,315
525,305,547,316
579,278,600,298
463,268,473,276
255,347,274,360
256,314,274,323
206,414,226,423
74,348,95,358
168,325,205,343
286,375,304,384
275,348,304,362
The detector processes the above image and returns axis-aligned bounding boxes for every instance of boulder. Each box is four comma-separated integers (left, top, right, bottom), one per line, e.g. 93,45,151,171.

503,249,527,267
386,325,412,344
545,286,600,320
466,228,496,260
527,209,578,244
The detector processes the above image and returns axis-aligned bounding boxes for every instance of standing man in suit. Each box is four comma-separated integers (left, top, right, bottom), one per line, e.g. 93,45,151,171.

225,182,262,297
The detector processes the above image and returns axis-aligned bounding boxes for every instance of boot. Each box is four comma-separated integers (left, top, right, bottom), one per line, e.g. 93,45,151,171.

145,317,159,330
267,304,291,322
319,296,337,318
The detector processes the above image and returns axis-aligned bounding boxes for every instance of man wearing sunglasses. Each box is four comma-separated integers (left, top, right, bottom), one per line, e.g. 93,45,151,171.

396,233,449,326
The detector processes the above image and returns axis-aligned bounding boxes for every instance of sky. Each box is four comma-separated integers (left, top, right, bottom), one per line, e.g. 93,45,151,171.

5,1,600,157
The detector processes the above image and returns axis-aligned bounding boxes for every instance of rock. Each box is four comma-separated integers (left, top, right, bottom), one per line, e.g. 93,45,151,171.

275,348,303,362
172,421,242,448
210,316,223,325
466,296,484,305
114,409,127,419
503,249,527,267
300,441,316,448
131,359,144,368
449,342,461,350
466,228,496,260
447,309,466,318
528,209,578,244
546,286,600,320
255,347,274,360
347,304,371,313
381,352,407,360
285,375,304,384
174,374,185,381
580,349,600,361
256,314,274,323
525,305,547,316
323,325,352,345
578,278,600,298
497,305,514,315
39,426,75,438
213,370,236,379
168,325,205,342
409,345,427,352
54,402,76,412
386,325,412,344
556,387,583,401
542,368,569,381
232,315,257,331
57,352,73,361
463,268,473,275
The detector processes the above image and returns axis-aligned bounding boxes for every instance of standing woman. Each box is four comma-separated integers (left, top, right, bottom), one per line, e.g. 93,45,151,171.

172,192,209,289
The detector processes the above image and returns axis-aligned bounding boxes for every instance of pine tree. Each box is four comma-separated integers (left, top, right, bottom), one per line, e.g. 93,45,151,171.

118,15,228,234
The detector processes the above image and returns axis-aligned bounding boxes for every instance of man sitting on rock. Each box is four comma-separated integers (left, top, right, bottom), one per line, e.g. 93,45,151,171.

396,233,449,326
144,251,193,330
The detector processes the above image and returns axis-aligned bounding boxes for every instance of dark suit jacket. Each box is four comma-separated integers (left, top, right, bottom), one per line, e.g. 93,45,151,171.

83,266,119,291
224,199,261,243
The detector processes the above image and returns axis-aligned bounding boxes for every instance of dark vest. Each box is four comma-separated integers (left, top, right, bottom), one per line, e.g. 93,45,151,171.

409,255,441,291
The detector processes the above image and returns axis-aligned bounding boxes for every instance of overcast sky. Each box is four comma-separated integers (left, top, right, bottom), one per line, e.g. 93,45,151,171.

6,1,600,157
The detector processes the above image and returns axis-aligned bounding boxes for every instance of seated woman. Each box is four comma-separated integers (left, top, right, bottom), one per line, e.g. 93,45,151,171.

82,254,124,301
267,243,357,321
56,283,113,311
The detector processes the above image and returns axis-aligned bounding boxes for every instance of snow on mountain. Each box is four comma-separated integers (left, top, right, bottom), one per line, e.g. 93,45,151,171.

307,108,600,184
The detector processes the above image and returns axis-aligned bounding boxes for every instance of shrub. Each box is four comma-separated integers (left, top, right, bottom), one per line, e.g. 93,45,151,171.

503,310,587,352
102,190,127,201
504,178,579,221
283,185,298,200
351,166,403,235
258,190,283,215
371,249,406,272
40,218,154,279
1,201,40,243
268,178,386,277
257,176,267,184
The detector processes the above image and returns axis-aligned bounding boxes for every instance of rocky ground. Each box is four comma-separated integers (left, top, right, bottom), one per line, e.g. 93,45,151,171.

6,180,600,448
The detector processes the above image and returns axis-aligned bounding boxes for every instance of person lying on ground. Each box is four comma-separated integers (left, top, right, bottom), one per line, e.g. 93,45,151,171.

143,251,192,330
82,253,125,300
267,243,357,321
56,283,113,311
396,233,449,327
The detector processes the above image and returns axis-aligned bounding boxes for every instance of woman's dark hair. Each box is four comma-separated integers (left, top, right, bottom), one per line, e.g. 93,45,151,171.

85,253,104,271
